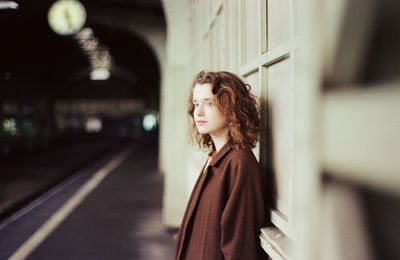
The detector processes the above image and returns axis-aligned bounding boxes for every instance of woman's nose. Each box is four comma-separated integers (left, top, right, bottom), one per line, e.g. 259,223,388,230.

196,104,204,116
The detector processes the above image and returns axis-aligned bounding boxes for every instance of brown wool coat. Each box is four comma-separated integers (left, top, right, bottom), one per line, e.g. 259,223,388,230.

175,143,268,260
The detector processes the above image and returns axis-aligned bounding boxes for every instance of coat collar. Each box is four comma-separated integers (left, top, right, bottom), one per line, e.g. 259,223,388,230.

208,142,232,167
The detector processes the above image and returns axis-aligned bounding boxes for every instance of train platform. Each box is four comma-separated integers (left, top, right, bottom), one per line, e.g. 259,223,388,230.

0,134,125,220
0,137,176,259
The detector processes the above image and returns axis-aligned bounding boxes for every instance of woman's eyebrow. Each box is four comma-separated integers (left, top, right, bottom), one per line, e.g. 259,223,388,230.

193,97,214,102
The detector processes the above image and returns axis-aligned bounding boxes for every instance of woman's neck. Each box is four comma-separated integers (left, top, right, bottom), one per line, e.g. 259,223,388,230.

210,129,228,153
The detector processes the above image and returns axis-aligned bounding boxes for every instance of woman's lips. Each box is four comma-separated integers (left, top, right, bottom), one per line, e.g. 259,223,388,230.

196,120,207,125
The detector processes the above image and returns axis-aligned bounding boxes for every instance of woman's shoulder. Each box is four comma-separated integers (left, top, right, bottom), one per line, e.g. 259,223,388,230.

223,149,261,184
227,148,259,166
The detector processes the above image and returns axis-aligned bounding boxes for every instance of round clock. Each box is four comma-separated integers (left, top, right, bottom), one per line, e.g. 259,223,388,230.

48,0,87,36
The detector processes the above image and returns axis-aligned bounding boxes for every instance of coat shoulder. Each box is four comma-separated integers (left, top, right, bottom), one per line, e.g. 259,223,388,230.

225,149,260,177
228,149,258,165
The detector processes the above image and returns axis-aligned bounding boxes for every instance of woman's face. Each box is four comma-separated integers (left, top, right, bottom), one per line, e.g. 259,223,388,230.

192,83,227,137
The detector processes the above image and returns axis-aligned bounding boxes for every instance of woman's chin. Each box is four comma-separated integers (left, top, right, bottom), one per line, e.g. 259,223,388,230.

197,128,209,134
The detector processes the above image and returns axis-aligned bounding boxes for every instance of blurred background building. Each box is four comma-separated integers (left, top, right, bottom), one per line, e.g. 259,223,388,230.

1,0,399,259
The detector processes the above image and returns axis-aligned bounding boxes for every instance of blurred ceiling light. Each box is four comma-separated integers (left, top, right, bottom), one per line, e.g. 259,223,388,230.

0,1,19,9
74,27,112,80
90,68,110,80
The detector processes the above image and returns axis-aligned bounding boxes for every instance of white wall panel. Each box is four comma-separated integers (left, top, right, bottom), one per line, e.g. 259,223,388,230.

267,0,290,49
243,0,260,63
267,58,293,213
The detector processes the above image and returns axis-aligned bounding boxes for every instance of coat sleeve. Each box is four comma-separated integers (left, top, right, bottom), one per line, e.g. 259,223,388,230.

220,155,266,260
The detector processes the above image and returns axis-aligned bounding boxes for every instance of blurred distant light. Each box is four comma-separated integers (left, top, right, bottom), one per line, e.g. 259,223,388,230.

0,1,19,9
21,120,34,135
143,114,157,131
4,72,11,80
90,68,110,80
85,117,102,132
3,118,17,135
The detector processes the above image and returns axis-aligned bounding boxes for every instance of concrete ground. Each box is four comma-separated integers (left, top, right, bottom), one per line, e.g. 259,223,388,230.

0,134,124,219
0,136,176,259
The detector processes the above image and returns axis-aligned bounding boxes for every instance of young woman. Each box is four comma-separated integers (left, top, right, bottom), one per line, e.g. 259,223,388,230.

174,71,268,260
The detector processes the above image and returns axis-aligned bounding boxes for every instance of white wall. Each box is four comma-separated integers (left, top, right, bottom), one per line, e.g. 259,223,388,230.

161,0,400,259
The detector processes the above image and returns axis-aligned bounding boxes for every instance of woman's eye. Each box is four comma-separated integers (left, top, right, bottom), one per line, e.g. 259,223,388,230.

206,101,213,107
193,103,199,107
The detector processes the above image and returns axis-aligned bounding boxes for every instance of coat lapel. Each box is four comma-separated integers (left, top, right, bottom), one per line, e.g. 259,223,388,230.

177,143,232,259
185,144,231,228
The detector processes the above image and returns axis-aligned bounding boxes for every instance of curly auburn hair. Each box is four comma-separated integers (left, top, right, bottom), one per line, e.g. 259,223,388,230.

188,70,260,151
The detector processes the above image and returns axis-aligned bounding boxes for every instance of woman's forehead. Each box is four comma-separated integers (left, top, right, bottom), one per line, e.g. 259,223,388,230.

193,83,214,99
